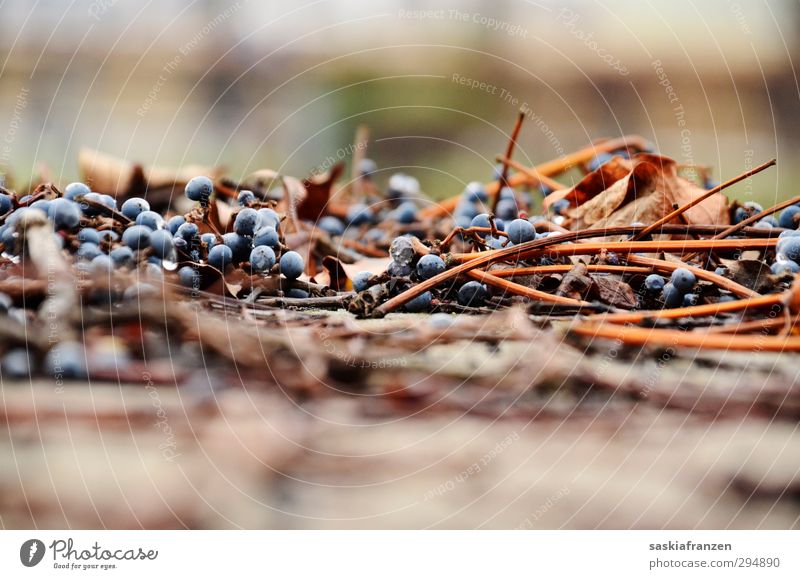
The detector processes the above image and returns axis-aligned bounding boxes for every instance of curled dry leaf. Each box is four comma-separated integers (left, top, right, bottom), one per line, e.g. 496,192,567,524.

545,154,729,232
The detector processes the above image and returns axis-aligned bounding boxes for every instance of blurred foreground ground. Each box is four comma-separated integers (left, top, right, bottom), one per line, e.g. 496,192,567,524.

1,309,798,529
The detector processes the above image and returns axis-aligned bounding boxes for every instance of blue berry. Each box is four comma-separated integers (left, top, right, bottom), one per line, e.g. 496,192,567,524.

416,254,446,280
644,274,665,292
208,244,233,271
318,216,345,237
404,291,432,312
506,218,536,244
458,281,488,306
780,238,800,262
176,222,199,242
662,283,684,308
670,268,696,293
279,250,304,279
76,242,102,261
734,201,763,224
455,201,479,220
90,254,113,275
185,176,213,203
30,199,51,213
99,230,118,243
779,206,800,229
178,266,201,289
149,229,175,259
772,260,799,275
251,227,278,249
45,341,87,379
551,199,570,216
287,288,309,299
352,271,372,292
347,203,373,226
470,213,491,236
120,197,150,220
222,232,251,262
463,181,488,203
394,201,417,224
99,195,117,210
387,261,412,277
123,282,158,300
48,198,81,230
122,225,152,249
77,228,101,244
682,293,699,307
200,232,216,249
358,158,378,178
495,198,517,221
237,190,256,206
135,210,164,230
167,215,186,234
587,152,614,172
110,246,134,268
257,208,280,230
0,194,12,214
234,208,259,236
1,348,31,378
485,236,504,250
249,245,276,272
63,182,91,201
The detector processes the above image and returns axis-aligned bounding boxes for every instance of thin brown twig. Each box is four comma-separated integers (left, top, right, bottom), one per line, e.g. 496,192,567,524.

491,111,525,214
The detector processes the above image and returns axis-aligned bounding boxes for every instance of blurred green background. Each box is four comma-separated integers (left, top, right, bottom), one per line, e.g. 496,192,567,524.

1,0,798,204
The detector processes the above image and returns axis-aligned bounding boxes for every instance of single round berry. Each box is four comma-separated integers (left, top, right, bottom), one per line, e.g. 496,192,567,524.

416,254,446,280
1,348,31,379
249,245,276,273
455,200,479,220
149,229,175,259
257,208,280,230
352,271,372,292
90,254,113,275
644,274,665,292
99,195,117,210
208,244,233,271
178,265,201,289
30,199,51,213
48,198,81,230
394,201,417,224
234,208,260,237
110,246,134,268
279,251,304,279
506,218,536,244
682,293,700,307
670,268,696,293
200,232,216,249
495,198,517,221
45,341,87,379
76,242,102,261
389,236,415,265
135,210,164,230
317,216,345,237
358,158,378,178
347,203,373,226
63,182,91,201
122,225,152,249
662,283,684,308
0,194,12,214
463,181,488,203
470,213,491,235
286,288,309,299
387,261,412,277
120,197,150,220
77,228,101,245
253,226,279,249
176,222,199,242
772,260,799,275
404,291,432,313
458,281,488,307
185,176,213,203
779,206,800,229
167,215,186,234
222,232,252,262
779,237,800,262
237,190,256,206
